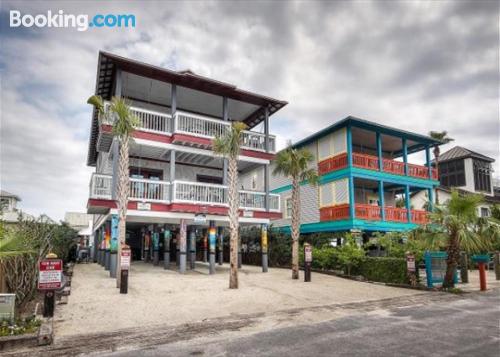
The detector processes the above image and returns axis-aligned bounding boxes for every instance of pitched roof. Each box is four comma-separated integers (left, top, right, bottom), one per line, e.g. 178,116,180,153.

0,190,20,201
437,146,495,163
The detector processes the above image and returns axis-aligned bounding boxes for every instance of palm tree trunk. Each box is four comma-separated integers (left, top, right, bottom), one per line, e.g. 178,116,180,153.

443,231,459,288
291,177,300,279
116,136,130,288
228,155,239,289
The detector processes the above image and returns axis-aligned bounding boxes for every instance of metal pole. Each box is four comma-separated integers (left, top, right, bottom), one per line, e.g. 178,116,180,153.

203,230,208,263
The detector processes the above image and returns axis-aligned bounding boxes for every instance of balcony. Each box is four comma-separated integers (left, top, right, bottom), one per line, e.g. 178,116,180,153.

319,203,429,224
89,174,280,212
317,152,438,180
97,103,276,154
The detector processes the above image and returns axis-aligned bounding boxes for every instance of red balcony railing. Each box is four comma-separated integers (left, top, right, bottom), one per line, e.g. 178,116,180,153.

318,153,348,175
355,204,381,220
319,204,350,221
411,209,429,224
320,203,428,225
384,207,408,222
383,158,406,175
352,153,379,170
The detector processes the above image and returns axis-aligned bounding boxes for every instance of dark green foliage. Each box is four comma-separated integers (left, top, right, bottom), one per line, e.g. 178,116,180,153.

357,257,408,284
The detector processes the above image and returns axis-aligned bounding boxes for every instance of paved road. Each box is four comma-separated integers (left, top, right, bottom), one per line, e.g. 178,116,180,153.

104,290,499,357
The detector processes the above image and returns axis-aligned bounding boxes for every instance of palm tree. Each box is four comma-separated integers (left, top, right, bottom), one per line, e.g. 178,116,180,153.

213,122,247,289
426,190,497,288
88,95,138,288
429,131,454,204
273,146,318,279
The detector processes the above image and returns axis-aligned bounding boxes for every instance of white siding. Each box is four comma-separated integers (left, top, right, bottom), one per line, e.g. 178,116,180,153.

317,128,347,161
319,179,349,207
239,166,265,191
96,152,113,174
128,158,222,182
463,158,475,192
272,183,319,227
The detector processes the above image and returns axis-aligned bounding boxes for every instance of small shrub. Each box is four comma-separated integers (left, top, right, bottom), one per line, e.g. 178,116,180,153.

0,317,41,336
358,257,408,284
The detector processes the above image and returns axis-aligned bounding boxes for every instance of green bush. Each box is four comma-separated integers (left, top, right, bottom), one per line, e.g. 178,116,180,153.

358,257,408,284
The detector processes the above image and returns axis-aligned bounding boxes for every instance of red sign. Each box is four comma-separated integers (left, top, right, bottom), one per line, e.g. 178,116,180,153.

406,255,416,272
38,259,63,290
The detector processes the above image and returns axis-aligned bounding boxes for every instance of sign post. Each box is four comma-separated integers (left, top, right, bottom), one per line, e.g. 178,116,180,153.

405,252,417,287
38,253,63,317
304,243,312,282
120,244,131,294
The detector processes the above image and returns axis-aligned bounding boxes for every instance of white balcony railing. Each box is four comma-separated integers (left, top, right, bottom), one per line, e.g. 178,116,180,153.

173,180,227,206
129,178,171,203
101,102,171,134
89,175,280,212
174,110,276,152
99,103,276,152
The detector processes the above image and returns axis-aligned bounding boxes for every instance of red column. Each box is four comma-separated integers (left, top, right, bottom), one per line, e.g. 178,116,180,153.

478,263,487,291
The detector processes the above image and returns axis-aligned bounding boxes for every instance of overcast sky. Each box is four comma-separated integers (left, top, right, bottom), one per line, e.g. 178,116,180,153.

1,0,499,221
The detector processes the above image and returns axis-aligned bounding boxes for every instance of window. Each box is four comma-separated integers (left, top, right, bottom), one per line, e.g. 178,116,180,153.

439,159,465,188
473,160,492,193
285,198,293,218
480,207,490,217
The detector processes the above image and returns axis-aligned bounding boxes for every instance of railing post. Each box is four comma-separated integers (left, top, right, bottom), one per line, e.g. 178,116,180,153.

264,106,270,153
222,97,229,185
402,137,408,176
378,180,385,221
376,132,383,171
265,164,270,211
405,185,411,222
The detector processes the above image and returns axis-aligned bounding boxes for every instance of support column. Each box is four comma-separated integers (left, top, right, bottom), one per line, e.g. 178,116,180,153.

189,230,196,270
176,232,180,267
163,229,171,269
208,221,216,274
402,137,408,176
202,230,208,263
179,220,187,274
405,185,411,222
222,97,229,185
378,181,385,221
109,215,119,278
261,224,268,272
143,228,151,263
264,106,270,210
217,227,224,265
376,132,383,171
152,225,160,266
170,150,176,200
171,84,177,132
98,227,103,266
347,125,355,219
427,187,434,211
104,222,111,271
238,232,242,269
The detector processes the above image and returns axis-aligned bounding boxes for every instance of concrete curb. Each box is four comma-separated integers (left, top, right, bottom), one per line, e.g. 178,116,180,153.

37,318,53,346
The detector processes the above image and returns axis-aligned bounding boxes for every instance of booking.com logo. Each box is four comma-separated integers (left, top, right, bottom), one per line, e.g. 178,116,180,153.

9,10,136,32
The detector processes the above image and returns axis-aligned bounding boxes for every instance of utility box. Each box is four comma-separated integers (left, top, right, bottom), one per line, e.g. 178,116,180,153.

0,294,16,322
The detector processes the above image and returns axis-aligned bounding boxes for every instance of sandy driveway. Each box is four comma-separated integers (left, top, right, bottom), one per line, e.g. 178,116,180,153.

54,261,424,337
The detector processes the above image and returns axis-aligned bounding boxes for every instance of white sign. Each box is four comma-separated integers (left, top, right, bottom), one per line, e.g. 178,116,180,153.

194,214,206,224
243,210,253,217
137,202,151,211
121,250,131,269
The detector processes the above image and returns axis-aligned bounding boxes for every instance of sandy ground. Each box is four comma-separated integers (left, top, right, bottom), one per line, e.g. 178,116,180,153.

54,261,425,337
